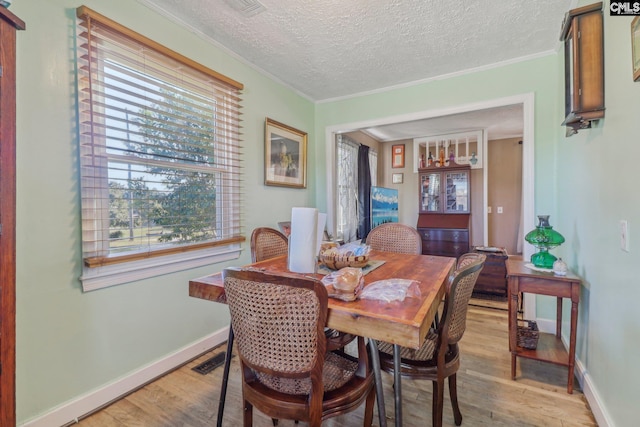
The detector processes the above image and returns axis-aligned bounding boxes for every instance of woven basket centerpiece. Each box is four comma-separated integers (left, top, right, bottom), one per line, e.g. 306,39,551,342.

319,242,370,270
320,253,369,270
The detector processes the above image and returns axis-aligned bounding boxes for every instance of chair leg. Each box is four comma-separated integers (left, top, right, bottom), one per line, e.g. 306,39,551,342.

448,374,463,426
271,418,278,426
363,386,376,426
432,379,445,427
243,400,253,427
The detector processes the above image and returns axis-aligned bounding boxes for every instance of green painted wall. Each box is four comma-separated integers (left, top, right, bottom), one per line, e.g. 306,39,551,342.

11,0,314,423
10,0,639,425
553,6,640,425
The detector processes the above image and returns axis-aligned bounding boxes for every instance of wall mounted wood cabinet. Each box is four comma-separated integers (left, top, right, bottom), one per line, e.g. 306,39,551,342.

560,2,604,136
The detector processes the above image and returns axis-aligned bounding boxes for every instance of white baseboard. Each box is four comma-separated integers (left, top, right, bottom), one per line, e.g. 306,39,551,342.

575,357,614,427
19,327,229,427
536,318,613,427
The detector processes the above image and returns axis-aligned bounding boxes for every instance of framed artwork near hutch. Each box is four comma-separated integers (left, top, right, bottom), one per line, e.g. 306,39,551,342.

264,118,307,188
391,144,405,168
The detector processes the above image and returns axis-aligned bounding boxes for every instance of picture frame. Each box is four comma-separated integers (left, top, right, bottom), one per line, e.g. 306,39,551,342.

392,173,403,184
632,16,640,81
265,118,307,188
277,221,291,237
391,144,405,168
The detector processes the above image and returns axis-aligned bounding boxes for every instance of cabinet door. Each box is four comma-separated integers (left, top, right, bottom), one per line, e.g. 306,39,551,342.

444,170,469,213
420,172,441,213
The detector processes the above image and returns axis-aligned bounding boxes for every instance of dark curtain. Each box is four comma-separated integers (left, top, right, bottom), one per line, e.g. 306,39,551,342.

357,145,371,240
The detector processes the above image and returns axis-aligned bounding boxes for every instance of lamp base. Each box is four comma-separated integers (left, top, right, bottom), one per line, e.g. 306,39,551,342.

530,250,557,269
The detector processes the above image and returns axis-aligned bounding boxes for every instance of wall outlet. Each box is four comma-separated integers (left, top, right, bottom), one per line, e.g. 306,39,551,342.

620,220,630,252
487,206,492,214
497,206,503,214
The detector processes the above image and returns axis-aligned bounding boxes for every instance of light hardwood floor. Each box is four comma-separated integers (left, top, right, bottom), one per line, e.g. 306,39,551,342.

75,305,596,426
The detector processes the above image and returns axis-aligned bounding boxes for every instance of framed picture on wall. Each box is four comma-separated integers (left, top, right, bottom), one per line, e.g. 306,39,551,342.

264,118,307,188
392,173,403,184
391,144,405,168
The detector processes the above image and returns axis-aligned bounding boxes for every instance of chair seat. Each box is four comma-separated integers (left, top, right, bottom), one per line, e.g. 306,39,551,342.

256,351,358,395
377,329,438,361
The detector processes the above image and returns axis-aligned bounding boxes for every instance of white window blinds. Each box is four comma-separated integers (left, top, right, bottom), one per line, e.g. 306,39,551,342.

76,6,244,268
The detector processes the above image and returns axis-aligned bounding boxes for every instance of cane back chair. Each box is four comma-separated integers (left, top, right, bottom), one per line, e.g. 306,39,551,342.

250,227,288,263
377,252,486,427
223,267,376,427
365,223,422,255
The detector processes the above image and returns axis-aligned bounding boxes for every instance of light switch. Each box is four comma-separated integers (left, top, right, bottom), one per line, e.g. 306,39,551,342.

487,206,492,214
497,206,503,214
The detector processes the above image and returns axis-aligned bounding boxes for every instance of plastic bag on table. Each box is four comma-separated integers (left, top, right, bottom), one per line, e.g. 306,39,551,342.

321,267,364,301
359,279,421,303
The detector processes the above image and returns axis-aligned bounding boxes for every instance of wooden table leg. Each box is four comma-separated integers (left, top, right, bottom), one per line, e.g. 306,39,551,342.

216,327,234,427
556,297,563,338
567,284,580,394
508,277,518,380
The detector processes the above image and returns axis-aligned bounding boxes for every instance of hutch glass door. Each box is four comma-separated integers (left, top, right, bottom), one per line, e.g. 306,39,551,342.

445,170,469,213
420,172,441,213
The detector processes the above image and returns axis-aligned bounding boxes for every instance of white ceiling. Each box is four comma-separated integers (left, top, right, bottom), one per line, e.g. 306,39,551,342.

138,0,573,140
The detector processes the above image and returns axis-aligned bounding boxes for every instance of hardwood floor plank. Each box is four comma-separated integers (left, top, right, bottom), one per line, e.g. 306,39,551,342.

76,306,596,426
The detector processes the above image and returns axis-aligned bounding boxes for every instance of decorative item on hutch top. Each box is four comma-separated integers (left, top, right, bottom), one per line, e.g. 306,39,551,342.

524,215,565,269
264,118,307,188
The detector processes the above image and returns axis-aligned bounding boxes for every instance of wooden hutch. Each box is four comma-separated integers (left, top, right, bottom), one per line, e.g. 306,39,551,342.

417,160,470,259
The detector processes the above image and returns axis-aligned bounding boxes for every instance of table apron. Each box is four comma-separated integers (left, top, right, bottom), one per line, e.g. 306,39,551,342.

327,311,423,350
514,277,576,298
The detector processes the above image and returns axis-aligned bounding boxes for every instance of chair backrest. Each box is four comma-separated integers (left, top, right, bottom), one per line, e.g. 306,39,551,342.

365,223,422,255
250,227,288,263
440,252,486,346
223,267,328,393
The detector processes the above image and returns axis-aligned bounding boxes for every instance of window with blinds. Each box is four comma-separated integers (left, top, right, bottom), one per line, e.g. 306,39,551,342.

76,6,244,269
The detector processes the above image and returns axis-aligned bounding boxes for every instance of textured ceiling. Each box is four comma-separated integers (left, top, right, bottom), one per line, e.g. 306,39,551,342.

138,0,573,102
137,0,574,139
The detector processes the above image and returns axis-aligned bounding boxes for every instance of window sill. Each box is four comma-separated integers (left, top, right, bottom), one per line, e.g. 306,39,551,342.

80,243,242,291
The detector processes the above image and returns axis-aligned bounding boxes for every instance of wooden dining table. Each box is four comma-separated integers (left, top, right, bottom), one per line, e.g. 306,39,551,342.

189,250,456,427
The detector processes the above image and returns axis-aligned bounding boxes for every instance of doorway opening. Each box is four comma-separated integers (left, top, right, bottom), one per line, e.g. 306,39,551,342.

324,93,535,319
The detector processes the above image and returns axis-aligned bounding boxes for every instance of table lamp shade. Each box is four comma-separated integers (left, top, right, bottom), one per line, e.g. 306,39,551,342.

525,215,565,269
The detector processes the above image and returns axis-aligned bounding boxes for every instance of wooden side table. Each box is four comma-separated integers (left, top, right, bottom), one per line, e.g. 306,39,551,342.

506,259,581,393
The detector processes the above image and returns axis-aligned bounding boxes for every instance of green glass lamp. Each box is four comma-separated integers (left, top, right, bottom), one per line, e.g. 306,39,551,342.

525,215,565,269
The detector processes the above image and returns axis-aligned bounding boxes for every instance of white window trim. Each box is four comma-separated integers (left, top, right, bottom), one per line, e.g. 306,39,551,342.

80,244,241,291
